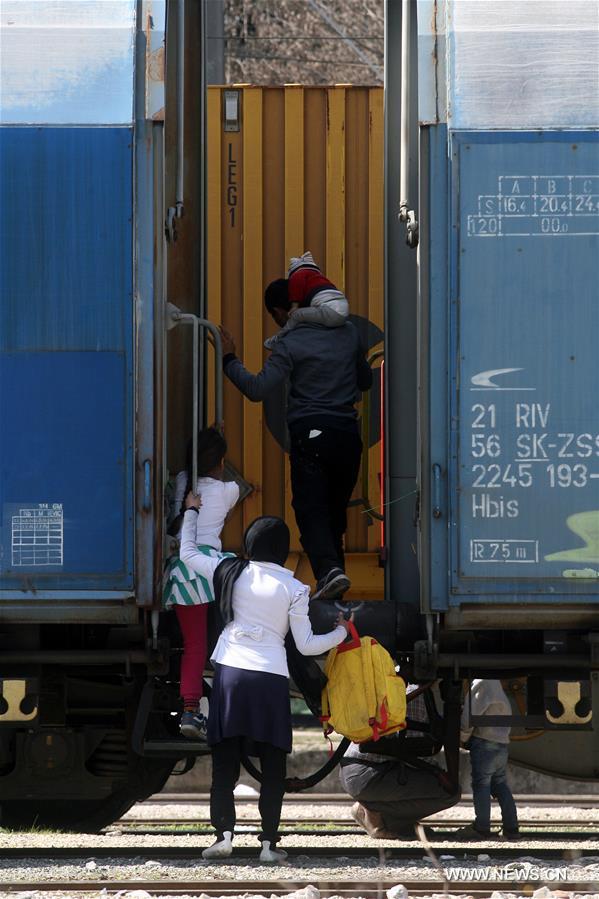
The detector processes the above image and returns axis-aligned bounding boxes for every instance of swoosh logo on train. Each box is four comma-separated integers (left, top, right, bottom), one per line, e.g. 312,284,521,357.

470,368,535,391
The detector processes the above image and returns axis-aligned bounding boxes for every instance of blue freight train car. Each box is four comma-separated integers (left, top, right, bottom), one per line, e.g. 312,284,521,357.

385,0,599,782
0,0,187,829
0,0,598,831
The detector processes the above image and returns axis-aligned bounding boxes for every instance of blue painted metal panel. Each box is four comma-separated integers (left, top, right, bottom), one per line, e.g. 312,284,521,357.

0,128,133,592
445,132,599,604
0,353,132,586
0,128,133,351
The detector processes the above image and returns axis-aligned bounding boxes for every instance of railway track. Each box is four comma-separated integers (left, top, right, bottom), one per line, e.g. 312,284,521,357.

115,793,599,840
2,794,597,897
118,816,599,830
0,844,597,860
0,881,597,897
113,828,599,842
153,792,599,807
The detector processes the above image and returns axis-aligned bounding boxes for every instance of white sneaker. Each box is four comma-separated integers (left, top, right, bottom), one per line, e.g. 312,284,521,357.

202,831,233,859
259,840,288,863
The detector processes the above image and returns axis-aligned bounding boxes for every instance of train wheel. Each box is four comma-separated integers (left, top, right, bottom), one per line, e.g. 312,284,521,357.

0,756,174,833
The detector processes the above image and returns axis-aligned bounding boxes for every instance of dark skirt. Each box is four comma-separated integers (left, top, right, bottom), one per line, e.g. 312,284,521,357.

208,662,292,754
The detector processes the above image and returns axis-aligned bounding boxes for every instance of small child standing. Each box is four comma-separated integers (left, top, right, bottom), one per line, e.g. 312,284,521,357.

163,428,239,740
459,678,519,839
264,251,349,349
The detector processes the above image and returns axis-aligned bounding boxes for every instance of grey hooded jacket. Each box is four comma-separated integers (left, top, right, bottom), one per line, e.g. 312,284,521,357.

223,321,372,427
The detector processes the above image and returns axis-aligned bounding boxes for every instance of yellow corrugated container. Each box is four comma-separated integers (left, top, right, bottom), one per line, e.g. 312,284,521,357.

206,85,384,598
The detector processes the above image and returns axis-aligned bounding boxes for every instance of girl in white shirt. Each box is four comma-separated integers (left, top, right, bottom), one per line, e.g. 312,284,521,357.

163,428,239,741
180,497,350,863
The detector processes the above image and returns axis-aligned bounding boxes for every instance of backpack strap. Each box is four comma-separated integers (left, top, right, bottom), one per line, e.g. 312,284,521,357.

379,698,389,732
336,620,361,652
368,641,393,740
360,636,380,740
320,658,334,738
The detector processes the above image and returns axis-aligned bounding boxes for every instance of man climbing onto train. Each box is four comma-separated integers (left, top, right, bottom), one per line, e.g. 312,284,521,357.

219,269,372,601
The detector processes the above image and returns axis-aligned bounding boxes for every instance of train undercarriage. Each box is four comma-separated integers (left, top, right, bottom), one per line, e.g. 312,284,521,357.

0,607,598,830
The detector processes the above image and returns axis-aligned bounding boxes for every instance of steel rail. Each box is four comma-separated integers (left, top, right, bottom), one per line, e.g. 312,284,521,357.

112,827,599,843
118,816,599,830
151,791,599,806
2,844,598,861
3,882,597,897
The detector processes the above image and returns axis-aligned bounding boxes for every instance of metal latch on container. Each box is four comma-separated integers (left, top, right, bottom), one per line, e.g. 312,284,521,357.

223,90,240,132
432,464,442,519
142,460,152,512
165,207,178,243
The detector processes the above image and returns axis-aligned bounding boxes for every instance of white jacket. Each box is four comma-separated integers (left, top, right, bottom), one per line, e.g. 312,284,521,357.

461,679,512,745
180,510,346,677
173,473,239,551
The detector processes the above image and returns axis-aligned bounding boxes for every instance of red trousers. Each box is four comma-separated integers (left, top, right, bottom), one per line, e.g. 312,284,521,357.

175,604,208,706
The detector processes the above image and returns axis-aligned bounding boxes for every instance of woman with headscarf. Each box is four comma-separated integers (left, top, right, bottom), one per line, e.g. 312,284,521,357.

180,493,350,863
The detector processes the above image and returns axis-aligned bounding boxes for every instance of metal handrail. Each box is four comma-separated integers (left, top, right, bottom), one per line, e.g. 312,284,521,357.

166,303,223,490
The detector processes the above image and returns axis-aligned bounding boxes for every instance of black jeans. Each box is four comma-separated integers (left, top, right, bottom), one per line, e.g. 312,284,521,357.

210,737,287,844
290,424,362,581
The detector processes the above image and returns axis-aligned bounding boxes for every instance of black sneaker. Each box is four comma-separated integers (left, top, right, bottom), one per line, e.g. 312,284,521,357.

454,824,493,839
503,829,521,841
311,567,351,601
180,710,208,740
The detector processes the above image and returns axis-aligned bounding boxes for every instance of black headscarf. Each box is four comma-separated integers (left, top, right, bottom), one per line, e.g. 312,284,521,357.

213,516,290,627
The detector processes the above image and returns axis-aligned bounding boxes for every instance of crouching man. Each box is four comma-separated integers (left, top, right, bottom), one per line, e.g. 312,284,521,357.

340,687,460,838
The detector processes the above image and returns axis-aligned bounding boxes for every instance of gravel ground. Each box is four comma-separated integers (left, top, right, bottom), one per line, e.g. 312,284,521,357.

1,829,598,852
1,839,598,888
0,891,599,899
0,800,598,894
1,892,599,899
1,852,599,886
121,801,599,823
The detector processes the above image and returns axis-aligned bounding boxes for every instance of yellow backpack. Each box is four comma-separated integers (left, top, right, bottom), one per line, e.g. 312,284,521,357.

320,622,407,743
